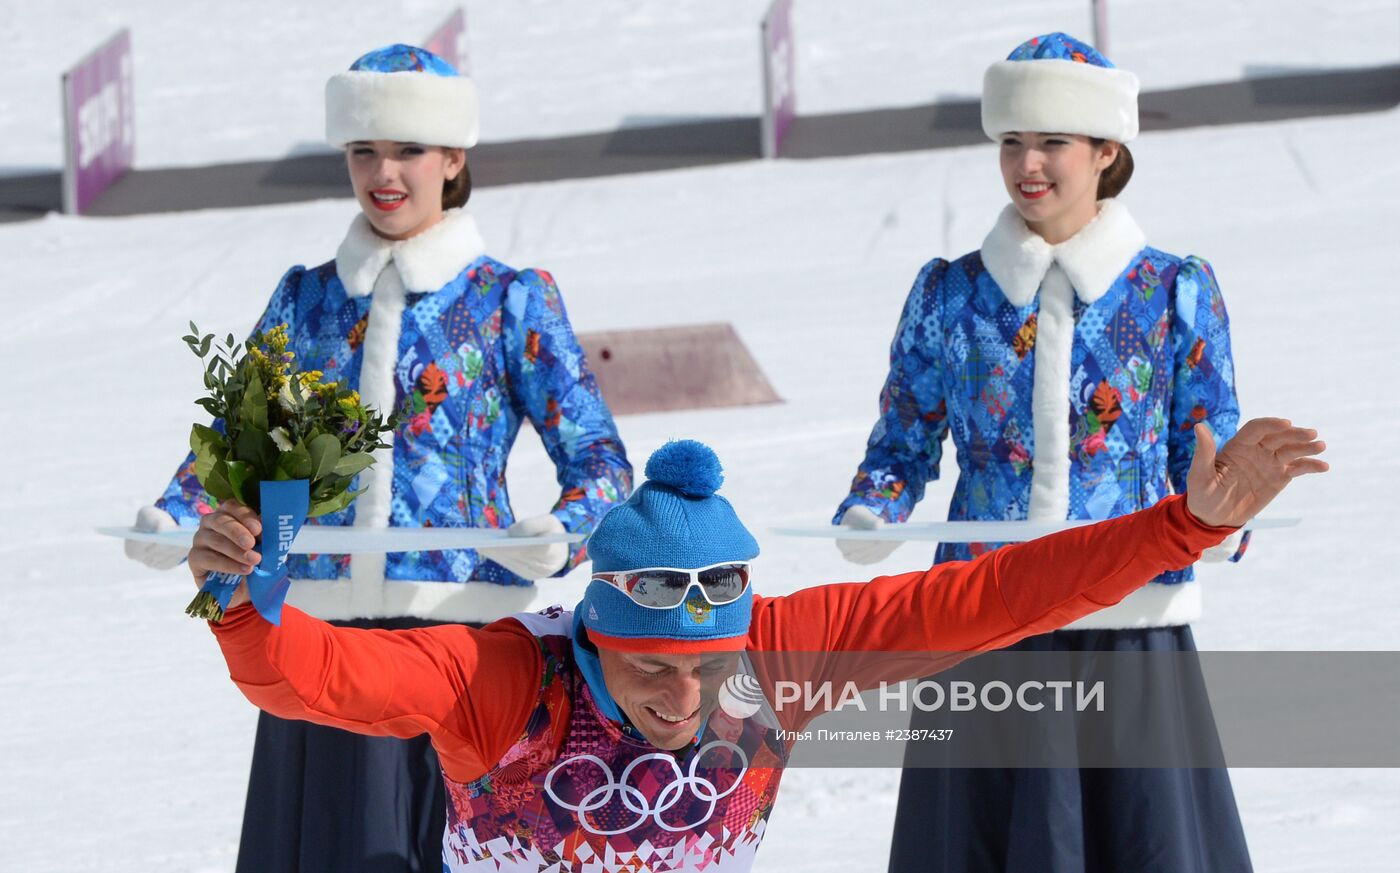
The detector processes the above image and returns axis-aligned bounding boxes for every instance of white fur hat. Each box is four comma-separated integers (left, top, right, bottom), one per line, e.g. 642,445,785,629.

325,44,479,148
981,33,1139,143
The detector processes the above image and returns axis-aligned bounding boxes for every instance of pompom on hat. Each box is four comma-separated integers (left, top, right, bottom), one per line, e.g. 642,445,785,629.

581,440,760,654
325,44,479,148
981,33,1139,143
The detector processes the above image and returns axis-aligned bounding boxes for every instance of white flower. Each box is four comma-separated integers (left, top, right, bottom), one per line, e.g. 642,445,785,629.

270,427,295,452
277,380,300,412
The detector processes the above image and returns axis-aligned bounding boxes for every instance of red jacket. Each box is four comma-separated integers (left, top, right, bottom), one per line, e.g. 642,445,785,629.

212,494,1232,783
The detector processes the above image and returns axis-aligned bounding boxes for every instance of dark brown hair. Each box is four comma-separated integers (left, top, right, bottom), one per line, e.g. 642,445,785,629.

1090,138,1134,199
443,153,471,209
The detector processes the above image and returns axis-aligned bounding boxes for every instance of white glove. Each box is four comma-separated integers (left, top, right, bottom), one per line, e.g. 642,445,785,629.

476,514,569,580
123,505,189,570
835,505,902,565
1199,529,1245,563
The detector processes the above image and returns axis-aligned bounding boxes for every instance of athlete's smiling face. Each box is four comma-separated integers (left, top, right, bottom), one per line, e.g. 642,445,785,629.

598,649,740,750
345,140,465,241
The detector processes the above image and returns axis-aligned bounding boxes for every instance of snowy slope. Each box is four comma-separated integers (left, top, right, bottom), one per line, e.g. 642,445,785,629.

2,102,1398,870
5,0,1399,170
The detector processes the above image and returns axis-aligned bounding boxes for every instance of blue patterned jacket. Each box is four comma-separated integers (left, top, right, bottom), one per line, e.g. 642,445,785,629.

836,201,1245,628
157,210,632,622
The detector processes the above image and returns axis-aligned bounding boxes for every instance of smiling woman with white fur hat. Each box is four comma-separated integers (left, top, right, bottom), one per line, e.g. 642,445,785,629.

833,33,1254,872
125,44,633,872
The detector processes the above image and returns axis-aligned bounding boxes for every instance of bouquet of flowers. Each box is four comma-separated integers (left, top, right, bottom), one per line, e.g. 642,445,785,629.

183,322,396,623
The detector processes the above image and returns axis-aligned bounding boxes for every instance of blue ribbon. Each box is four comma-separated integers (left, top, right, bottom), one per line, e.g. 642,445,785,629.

199,479,310,625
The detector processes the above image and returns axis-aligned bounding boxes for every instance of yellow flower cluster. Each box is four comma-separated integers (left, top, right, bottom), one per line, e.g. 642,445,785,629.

337,390,362,416
249,324,297,395
248,324,374,427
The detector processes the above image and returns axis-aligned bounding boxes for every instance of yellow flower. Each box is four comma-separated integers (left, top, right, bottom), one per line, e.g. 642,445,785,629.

252,325,295,378
263,324,289,349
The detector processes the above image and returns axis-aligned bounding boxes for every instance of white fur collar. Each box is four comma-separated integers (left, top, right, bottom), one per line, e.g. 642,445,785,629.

980,198,1147,307
334,208,488,298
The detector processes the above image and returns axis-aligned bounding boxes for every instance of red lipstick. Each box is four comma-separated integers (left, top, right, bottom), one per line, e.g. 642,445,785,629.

369,188,408,212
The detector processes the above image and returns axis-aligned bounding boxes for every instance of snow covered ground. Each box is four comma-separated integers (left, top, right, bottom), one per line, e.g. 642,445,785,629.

4,0,1399,170
2,97,1399,869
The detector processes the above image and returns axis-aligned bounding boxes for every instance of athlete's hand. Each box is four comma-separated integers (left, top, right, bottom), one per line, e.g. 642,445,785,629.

1185,419,1327,529
188,501,261,609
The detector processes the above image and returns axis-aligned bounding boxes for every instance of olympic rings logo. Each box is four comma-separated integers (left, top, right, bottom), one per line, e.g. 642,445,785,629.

543,742,749,836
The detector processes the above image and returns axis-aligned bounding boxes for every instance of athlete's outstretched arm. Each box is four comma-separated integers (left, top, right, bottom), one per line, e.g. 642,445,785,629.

752,419,1326,655
191,503,544,783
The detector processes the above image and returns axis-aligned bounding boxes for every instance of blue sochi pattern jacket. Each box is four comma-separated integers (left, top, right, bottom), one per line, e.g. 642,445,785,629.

836,200,1246,629
157,209,632,623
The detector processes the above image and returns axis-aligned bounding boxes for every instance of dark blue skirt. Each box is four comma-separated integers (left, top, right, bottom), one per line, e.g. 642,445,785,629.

887,626,1253,873
234,617,458,873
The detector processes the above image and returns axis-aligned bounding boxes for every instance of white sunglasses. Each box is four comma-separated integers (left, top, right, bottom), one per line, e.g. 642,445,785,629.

591,561,753,609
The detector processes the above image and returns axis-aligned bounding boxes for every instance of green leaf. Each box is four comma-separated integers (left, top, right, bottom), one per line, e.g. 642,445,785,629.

241,368,268,432
195,397,222,417
198,335,213,357
234,427,277,477
310,475,343,501
190,423,224,454
308,433,341,482
309,486,364,518
190,424,227,481
225,459,257,506
276,442,314,480
194,450,222,484
332,452,375,477
204,460,235,502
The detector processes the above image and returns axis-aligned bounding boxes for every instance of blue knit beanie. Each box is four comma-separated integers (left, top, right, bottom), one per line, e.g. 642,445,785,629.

581,440,759,653
325,44,479,148
981,32,1139,143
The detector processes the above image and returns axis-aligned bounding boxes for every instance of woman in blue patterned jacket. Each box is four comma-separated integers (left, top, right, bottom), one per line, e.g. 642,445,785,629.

124,45,633,873
834,34,1252,873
